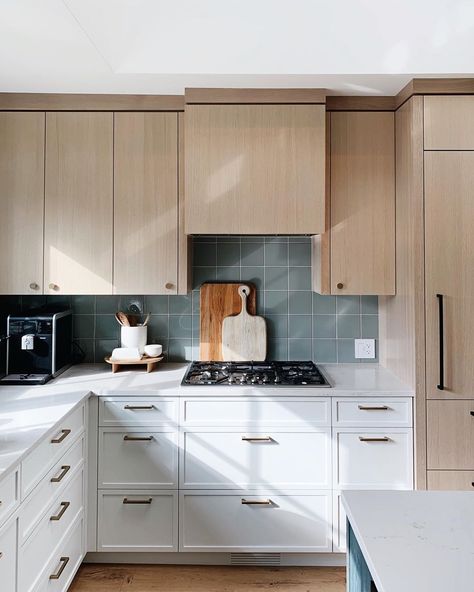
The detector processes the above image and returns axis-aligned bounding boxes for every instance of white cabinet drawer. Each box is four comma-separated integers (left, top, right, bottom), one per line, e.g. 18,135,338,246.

180,490,331,552
36,517,84,592
334,429,413,489
99,397,178,427
98,428,178,489
182,398,330,426
333,398,412,427
20,438,84,544
181,429,331,489
0,469,19,527
22,405,84,498
98,491,177,552
0,517,17,592
19,470,84,592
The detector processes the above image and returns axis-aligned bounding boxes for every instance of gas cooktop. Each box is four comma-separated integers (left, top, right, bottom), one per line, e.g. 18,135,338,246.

181,361,331,387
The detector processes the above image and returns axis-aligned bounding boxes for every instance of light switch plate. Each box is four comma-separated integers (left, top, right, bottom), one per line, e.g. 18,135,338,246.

355,339,376,359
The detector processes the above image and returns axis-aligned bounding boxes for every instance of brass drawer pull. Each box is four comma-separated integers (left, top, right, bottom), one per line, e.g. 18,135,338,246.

359,436,391,442
241,436,273,442
123,435,153,441
358,405,389,411
49,557,69,580
51,465,71,483
51,429,71,444
123,497,152,504
124,405,155,410
241,498,273,505
50,501,70,521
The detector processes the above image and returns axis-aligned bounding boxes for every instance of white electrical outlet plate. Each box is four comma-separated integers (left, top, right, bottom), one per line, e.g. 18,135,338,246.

355,339,376,359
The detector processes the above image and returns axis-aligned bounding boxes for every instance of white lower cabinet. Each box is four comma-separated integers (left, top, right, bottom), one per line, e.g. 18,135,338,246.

0,516,17,592
180,491,332,552
332,492,346,552
181,429,331,489
97,491,178,552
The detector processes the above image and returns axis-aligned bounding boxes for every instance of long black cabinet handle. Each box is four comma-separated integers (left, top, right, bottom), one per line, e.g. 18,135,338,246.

436,294,444,390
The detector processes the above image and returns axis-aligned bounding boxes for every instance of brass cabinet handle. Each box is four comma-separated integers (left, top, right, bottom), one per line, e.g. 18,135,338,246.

51,465,71,483
124,405,155,410
241,498,273,505
123,497,152,504
49,557,69,580
241,436,273,442
358,405,390,411
358,436,391,442
51,429,71,444
49,283,60,291
50,501,70,521
29,282,39,290
123,435,153,441
337,282,344,289
165,282,174,290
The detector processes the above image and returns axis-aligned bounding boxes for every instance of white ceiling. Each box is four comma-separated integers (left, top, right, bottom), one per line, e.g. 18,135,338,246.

1,0,473,95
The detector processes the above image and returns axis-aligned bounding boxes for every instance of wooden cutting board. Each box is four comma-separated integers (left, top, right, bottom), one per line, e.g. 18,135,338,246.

200,282,257,361
222,285,267,361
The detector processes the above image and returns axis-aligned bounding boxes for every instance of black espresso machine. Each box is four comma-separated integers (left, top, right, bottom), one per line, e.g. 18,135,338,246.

1,309,73,385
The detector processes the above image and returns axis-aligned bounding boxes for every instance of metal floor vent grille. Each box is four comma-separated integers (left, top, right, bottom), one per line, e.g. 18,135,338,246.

230,553,281,566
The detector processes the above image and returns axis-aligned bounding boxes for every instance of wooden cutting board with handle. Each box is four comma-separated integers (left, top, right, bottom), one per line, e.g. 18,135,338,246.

221,285,267,361
200,282,257,361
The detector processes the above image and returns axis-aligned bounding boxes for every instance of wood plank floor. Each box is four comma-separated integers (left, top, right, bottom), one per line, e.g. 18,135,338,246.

69,564,346,592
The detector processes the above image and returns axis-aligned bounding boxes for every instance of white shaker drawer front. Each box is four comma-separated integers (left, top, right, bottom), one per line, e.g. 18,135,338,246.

20,438,84,544
180,491,332,553
182,398,331,427
334,429,413,489
99,397,178,427
98,429,178,489
19,470,84,592
333,398,412,427
0,469,19,527
0,517,17,592
22,405,84,498
98,491,178,552
181,429,331,489
36,517,84,592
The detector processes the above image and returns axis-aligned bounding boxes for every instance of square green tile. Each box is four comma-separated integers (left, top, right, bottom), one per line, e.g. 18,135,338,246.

147,315,169,339
95,339,120,362
193,267,216,289
313,293,336,314
95,315,120,340
73,315,94,339
169,295,192,315
193,243,216,266
336,295,360,314
313,315,336,338
289,315,312,338
264,267,288,291
264,291,288,315
71,295,95,315
288,338,312,359
144,295,168,314
288,267,311,290
96,296,120,314
268,338,288,360
288,291,312,314
192,291,200,314
119,296,144,315
168,339,193,361
216,267,241,281
361,295,378,315
337,339,357,362
289,242,311,266
313,339,337,363
216,243,240,267
337,315,361,338
361,315,378,338
241,267,264,291
169,315,193,339
265,242,288,266
241,243,264,266
73,338,95,363
266,315,288,339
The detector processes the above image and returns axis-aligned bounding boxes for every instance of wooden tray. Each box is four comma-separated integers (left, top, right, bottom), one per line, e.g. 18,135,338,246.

104,355,163,373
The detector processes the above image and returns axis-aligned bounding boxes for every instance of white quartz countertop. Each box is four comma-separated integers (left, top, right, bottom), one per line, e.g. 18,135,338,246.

0,362,412,484
342,490,474,592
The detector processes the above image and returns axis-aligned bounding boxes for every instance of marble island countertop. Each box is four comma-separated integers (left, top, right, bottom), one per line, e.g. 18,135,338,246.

0,362,413,483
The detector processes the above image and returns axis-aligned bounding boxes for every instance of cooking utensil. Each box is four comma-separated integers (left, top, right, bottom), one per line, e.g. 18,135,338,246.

116,311,130,327
221,285,266,361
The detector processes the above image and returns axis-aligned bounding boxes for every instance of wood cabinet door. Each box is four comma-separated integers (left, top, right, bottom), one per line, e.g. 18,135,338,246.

425,152,474,398
424,96,474,150
0,112,45,294
185,104,325,235
330,112,395,295
114,113,178,294
44,112,113,294
428,470,474,491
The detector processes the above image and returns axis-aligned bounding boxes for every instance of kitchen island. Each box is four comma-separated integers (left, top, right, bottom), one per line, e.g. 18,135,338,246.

342,490,474,592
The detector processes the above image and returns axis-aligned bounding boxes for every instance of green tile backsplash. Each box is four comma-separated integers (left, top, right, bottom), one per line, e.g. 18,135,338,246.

0,236,378,364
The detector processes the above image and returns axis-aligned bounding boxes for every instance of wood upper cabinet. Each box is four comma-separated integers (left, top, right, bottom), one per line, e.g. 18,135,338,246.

185,104,326,234
313,111,395,295
424,96,474,149
425,151,474,398
44,112,114,294
114,113,179,295
0,112,45,294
